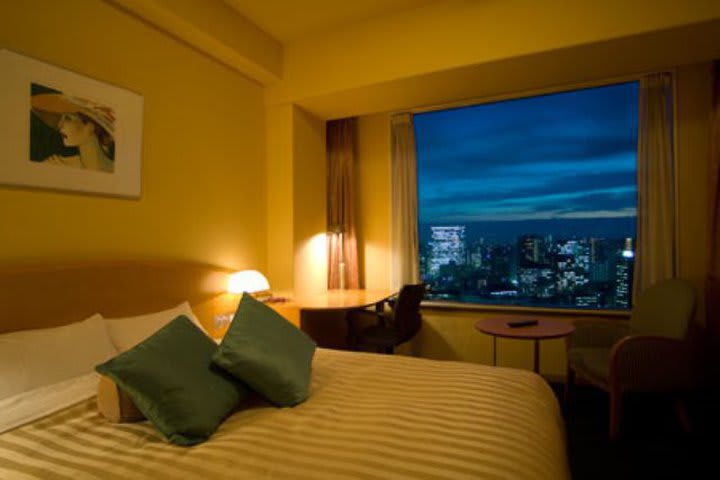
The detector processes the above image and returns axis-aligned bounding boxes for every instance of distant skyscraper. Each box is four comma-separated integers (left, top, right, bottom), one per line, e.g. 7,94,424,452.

575,293,600,308
469,239,485,268
428,226,466,274
615,237,635,308
518,235,544,266
590,238,605,264
589,238,611,282
518,267,554,297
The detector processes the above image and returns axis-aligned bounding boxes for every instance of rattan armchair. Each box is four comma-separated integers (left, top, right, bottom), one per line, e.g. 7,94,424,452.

566,279,698,440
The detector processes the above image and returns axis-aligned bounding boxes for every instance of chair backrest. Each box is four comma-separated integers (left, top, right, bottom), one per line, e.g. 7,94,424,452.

630,279,695,339
392,283,426,342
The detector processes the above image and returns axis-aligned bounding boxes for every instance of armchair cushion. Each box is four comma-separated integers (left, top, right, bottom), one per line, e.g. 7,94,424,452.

567,347,611,384
630,279,695,339
568,320,633,350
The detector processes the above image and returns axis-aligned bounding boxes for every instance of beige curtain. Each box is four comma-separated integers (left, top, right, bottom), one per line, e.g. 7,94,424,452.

708,61,720,349
327,118,359,289
633,73,676,300
390,113,420,289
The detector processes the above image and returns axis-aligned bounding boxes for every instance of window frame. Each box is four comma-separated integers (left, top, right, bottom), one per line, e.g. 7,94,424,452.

410,75,662,315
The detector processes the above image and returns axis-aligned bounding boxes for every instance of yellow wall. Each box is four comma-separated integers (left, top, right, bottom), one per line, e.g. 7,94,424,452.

108,0,282,85
270,0,720,110
355,63,714,377
264,104,327,294
357,114,392,290
292,107,327,296
676,62,714,325
0,0,267,270
265,105,295,290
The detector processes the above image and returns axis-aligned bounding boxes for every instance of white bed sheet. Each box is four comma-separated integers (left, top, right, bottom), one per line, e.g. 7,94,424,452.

0,372,98,434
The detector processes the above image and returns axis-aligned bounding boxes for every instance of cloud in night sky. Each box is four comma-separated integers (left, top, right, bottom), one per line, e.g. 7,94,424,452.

415,82,639,226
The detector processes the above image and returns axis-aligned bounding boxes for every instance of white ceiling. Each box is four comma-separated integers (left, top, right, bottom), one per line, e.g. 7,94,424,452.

224,0,437,42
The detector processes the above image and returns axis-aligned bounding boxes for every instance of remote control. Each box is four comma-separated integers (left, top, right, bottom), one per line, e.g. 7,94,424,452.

507,319,538,328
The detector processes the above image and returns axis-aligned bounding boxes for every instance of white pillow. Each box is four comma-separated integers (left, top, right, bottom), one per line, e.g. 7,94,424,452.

104,301,214,351
0,314,117,401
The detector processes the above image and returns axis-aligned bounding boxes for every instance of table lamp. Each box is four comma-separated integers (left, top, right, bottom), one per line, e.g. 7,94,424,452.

214,270,273,332
227,270,271,301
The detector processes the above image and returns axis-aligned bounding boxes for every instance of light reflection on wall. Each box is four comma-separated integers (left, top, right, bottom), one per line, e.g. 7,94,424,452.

295,232,328,295
364,241,391,290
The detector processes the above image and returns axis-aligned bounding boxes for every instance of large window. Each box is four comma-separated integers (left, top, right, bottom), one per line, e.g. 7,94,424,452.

415,82,639,310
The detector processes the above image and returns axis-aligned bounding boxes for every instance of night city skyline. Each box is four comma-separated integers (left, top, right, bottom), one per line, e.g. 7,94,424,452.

415,82,639,310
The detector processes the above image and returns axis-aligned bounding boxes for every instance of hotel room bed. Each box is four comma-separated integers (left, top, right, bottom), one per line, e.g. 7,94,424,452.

0,349,568,480
0,262,570,479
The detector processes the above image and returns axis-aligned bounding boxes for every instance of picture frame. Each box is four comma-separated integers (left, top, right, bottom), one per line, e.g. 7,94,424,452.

0,49,143,198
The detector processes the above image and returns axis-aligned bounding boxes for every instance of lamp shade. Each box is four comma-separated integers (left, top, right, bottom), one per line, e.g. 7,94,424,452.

227,270,270,295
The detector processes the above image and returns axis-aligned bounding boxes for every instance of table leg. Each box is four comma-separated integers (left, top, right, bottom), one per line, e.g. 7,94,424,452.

533,339,540,373
493,336,497,366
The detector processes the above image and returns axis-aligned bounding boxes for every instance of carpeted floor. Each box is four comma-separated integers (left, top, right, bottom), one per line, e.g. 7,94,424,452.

551,383,715,480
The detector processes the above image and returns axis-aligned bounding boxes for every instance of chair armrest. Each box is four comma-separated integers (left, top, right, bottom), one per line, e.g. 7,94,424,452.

609,336,700,392
568,320,633,350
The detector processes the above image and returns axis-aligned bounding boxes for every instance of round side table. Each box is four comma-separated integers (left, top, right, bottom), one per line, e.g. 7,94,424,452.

474,318,575,373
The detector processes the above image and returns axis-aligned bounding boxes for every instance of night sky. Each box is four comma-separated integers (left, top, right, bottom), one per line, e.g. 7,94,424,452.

415,82,639,236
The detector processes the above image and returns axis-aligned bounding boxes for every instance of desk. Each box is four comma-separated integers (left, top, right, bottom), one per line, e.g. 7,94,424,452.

270,289,397,348
291,289,395,311
474,318,575,373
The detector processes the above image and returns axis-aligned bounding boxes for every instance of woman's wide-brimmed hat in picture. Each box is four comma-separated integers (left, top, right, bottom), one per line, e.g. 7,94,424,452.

31,93,115,138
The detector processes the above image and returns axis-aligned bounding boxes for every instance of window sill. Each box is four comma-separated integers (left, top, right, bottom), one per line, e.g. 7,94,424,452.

420,300,631,318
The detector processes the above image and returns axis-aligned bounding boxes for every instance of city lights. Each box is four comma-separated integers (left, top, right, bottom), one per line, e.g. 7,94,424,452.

415,81,639,310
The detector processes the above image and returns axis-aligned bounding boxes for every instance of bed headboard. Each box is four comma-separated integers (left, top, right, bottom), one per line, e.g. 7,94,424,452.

0,261,236,335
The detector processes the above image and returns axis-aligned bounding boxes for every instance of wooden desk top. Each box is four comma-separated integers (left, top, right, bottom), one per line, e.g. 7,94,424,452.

474,317,575,340
280,289,397,311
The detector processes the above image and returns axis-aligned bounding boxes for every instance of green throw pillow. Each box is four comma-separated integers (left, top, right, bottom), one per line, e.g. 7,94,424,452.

96,315,249,446
213,293,316,407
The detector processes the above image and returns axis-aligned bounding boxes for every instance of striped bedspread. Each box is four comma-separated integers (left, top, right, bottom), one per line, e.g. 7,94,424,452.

0,349,569,479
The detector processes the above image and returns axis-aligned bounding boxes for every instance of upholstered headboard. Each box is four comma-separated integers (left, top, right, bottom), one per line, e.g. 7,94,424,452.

0,261,235,335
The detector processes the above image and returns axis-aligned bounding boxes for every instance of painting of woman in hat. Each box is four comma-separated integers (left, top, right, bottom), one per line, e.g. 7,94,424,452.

30,83,115,173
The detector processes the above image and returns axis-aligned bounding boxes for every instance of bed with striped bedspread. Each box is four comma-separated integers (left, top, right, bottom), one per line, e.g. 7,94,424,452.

0,348,569,479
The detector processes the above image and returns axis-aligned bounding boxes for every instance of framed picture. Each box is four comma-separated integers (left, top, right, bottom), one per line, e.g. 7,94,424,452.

0,50,143,198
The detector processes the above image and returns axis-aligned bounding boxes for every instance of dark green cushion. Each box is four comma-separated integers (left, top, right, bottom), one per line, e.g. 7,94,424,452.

95,315,249,446
213,293,316,407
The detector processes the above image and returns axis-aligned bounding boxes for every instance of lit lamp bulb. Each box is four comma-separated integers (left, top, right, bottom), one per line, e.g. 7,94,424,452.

227,270,271,300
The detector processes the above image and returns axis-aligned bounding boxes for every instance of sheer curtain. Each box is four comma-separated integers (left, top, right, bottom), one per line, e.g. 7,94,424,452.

390,113,420,289
327,118,359,289
633,73,676,299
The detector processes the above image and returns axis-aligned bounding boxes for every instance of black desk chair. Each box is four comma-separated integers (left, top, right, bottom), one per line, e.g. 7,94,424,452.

347,283,426,354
